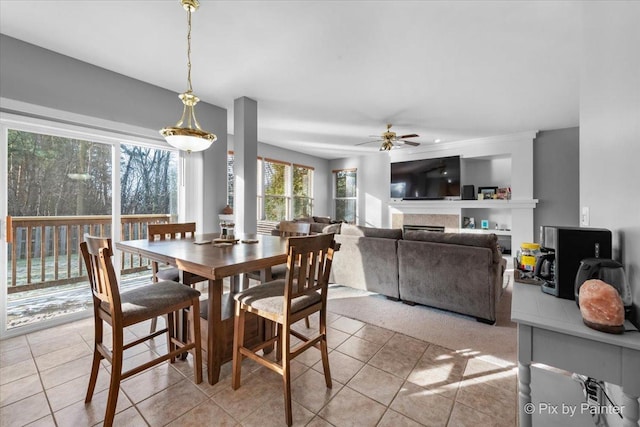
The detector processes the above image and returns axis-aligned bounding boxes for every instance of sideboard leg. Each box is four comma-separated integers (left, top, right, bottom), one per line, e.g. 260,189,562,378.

518,361,532,427
621,392,639,427
517,323,533,427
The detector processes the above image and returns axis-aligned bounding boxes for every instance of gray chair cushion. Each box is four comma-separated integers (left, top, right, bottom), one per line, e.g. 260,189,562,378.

233,280,321,316
100,281,200,325
156,267,180,282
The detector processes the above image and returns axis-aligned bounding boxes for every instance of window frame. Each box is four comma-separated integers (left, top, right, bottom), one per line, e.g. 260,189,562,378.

333,168,357,224
227,155,314,222
292,163,314,220
0,109,182,338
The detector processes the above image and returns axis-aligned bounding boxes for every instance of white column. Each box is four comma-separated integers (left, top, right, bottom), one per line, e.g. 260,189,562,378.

234,97,258,235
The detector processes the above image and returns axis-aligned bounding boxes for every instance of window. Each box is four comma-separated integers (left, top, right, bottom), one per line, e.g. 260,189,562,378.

227,151,234,209
262,158,291,221
334,168,357,223
293,164,314,219
227,155,314,221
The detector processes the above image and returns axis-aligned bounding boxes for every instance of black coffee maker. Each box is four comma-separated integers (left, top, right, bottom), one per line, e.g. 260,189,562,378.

537,226,612,300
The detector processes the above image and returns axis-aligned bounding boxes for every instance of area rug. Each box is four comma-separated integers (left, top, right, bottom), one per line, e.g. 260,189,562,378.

326,272,517,367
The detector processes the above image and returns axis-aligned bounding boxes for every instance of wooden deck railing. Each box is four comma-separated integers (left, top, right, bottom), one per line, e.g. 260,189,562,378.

7,214,172,293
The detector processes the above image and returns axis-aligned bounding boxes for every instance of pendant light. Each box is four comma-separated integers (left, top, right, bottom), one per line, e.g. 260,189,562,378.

160,0,216,153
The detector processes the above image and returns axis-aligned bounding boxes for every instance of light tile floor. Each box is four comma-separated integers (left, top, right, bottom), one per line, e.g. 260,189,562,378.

0,311,517,426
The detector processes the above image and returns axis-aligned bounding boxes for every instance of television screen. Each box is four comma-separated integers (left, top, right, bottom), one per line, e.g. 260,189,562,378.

390,156,461,199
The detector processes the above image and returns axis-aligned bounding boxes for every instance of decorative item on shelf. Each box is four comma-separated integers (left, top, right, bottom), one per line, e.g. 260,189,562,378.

478,186,498,200
468,217,475,229
481,220,489,230
578,279,625,334
497,187,511,200
462,185,476,200
160,0,217,153
463,217,471,228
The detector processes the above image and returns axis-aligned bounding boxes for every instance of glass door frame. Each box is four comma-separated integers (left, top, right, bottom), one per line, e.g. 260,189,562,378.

0,112,181,339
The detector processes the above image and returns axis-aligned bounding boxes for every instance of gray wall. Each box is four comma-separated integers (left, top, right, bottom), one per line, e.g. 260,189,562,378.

533,127,580,240
580,3,640,425
0,34,229,232
581,2,640,328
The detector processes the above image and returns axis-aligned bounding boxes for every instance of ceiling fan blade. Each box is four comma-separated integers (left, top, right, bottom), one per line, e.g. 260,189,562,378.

398,133,419,139
400,140,421,146
355,139,383,146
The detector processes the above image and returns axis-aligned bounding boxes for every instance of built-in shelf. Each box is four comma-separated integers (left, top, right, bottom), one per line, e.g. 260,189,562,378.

389,199,538,210
460,228,512,236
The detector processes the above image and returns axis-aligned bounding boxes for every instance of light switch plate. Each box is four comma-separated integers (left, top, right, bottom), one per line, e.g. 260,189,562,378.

581,207,590,226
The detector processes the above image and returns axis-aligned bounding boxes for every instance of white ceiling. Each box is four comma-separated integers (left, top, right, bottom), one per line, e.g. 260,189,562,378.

0,0,581,159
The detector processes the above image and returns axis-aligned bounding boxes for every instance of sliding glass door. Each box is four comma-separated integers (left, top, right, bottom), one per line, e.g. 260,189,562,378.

1,117,179,336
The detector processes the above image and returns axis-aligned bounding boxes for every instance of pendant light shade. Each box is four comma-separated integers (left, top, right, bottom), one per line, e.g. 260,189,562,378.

161,0,216,153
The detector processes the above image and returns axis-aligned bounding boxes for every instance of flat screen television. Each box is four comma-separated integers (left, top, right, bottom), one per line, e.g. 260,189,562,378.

390,156,461,200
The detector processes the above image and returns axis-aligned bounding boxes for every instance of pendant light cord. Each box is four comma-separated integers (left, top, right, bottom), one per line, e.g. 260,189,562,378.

186,7,193,93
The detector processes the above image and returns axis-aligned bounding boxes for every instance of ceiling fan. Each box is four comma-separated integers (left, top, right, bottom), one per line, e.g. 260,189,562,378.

356,124,421,151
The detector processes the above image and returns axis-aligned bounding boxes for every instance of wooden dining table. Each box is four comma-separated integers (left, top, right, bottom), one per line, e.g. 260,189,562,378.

116,233,288,384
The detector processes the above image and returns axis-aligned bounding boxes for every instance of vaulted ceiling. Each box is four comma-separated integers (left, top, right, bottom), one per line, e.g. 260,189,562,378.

0,1,581,159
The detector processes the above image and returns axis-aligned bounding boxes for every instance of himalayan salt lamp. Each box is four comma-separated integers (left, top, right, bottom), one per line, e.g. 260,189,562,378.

578,279,625,334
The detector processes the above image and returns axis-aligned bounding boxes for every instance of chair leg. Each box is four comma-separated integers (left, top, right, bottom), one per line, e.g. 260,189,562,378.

281,324,293,426
232,304,246,390
104,327,124,427
276,323,283,362
191,298,203,384
304,316,311,329
167,312,176,363
85,316,103,403
150,262,160,333
319,309,332,388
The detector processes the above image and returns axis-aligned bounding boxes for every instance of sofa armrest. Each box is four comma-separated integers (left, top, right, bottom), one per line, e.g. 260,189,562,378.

330,234,399,298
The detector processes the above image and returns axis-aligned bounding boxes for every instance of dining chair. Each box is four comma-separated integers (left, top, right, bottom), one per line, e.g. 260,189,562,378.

243,221,311,285
243,220,313,327
232,233,336,426
148,222,207,333
80,235,202,427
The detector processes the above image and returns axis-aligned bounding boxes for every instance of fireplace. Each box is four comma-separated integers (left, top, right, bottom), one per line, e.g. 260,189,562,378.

403,225,445,233
392,213,459,233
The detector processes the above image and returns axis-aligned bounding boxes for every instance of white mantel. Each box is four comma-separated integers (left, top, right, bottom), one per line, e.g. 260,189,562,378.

388,199,539,212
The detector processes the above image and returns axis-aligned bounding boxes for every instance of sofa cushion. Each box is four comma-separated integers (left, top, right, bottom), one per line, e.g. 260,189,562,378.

313,216,332,224
321,223,341,234
293,216,314,223
340,224,403,240
403,230,502,264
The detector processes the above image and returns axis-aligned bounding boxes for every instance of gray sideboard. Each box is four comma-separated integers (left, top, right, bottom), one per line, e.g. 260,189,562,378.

511,282,640,427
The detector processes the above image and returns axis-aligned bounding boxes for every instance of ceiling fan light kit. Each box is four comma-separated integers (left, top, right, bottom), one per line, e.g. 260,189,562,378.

160,0,217,153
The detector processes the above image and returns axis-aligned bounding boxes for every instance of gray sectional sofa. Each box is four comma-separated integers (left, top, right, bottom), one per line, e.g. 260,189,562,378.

329,224,506,324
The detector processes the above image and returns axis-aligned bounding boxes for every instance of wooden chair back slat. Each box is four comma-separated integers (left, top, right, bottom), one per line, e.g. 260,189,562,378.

148,222,196,241
284,234,335,314
81,235,122,317
278,221,311,237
